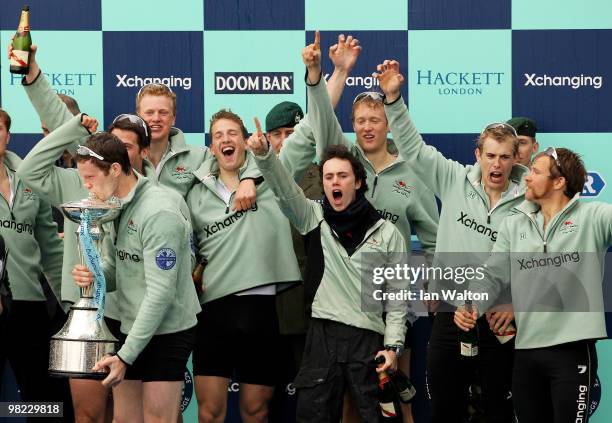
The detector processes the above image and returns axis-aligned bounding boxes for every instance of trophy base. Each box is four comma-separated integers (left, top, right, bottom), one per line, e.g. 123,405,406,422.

49,369,109,380
49,338,118,379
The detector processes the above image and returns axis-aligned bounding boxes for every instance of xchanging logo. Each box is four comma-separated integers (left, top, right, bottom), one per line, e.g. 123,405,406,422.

416,70,505,96
457,211,497,241
116,74,192,90
0,219,33,234
202,204,258,237
214,72,293,94
323,73,379,90
517,252,580,270
377,208,399,224
117,249,141,263
576,384,588,422
524,73,603,90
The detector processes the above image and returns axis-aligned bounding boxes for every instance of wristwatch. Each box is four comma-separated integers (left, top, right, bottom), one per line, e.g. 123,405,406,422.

385,344,404,357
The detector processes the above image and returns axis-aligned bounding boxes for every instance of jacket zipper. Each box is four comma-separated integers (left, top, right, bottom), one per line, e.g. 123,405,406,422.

371,176,378,198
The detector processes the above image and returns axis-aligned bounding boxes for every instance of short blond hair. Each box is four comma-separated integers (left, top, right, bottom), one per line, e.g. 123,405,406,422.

476,126,518,156
136,84,176,116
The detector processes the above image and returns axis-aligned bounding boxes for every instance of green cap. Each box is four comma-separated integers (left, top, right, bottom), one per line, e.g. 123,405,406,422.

265,102,304,132
507,117,538,138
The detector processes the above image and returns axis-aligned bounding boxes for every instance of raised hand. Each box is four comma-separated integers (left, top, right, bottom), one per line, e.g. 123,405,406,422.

302,30,322,84
246,117,269,156
372,60,405,103
80,114,98,134
329,33,361,74
8,39,39,83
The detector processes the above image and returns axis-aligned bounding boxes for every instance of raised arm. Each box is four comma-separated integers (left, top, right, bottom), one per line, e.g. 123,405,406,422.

12,43,76,134
375,60,466,198
248,118,321,234
326,33,361,108
279,32,361,180
17,114,94,206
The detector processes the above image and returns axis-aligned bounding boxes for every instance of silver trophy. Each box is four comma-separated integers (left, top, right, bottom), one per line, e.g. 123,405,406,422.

49,194,121,379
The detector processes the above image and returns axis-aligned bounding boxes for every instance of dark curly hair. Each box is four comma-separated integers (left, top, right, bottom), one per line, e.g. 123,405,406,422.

319,144,368,195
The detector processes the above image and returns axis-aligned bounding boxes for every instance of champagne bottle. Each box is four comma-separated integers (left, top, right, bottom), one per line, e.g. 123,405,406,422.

493,321,517,344
375,356,402,421
391,369,416,403
459,300,479,357
10,6,32,75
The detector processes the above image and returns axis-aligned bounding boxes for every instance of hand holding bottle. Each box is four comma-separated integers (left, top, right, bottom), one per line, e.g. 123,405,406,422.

454,302,478,331
375,349,398,374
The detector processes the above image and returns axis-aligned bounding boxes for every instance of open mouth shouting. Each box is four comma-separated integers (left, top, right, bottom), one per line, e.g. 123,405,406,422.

222,145,235,157
331,189,343,206
489,170,504,185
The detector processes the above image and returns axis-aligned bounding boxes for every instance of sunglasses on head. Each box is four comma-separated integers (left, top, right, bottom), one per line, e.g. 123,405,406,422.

542,146,565,178
112,114,149,138
76,145,105,162
352,91,385,104
481,122,518,137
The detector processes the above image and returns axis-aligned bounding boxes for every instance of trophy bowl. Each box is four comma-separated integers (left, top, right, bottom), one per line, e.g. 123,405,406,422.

49,195,122,379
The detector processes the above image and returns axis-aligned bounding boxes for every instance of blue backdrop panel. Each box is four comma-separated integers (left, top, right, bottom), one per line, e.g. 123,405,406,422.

102,31,204,133
512,29,612,133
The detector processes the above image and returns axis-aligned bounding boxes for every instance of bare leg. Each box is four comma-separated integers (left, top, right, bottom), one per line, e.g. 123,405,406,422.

195,376,229,423
239,383,274,423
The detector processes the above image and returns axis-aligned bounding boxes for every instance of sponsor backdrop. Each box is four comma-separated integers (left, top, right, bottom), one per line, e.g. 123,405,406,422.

1,0,611,421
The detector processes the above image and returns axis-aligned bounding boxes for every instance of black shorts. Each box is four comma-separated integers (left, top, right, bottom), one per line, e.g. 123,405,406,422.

105,317,122,340
118,326,196,382
193,294,280,386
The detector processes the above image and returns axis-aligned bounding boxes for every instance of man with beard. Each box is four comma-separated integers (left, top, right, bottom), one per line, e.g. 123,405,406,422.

456,147,611,422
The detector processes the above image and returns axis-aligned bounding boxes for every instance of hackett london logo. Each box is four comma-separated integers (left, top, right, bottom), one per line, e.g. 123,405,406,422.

10,72,96,95
416,70,505,95
214,72,293,94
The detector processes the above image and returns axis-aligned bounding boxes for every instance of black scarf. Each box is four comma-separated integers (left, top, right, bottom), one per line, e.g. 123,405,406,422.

322,192,381,256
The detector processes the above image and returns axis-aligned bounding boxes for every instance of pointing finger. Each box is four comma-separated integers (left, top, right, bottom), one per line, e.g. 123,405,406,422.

314,30,320,50
253,117,263,137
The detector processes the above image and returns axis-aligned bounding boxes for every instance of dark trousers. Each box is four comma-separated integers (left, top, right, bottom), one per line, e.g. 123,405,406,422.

0,300,73,422
426,312,515,423
513,340,597,423
294,318,383,423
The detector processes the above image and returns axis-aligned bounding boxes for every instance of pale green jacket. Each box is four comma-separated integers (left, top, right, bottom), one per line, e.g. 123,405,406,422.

470,196,612,349
254,148,410,346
